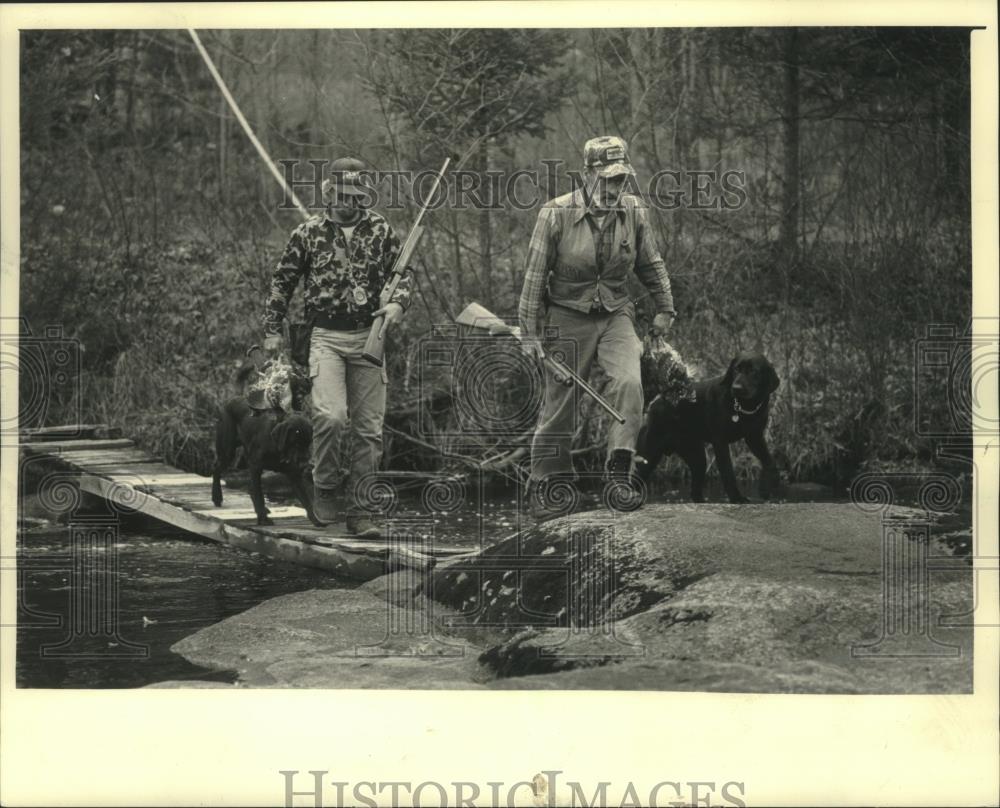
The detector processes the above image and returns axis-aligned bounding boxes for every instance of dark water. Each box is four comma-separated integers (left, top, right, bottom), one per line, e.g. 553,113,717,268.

15,491,524,689
16,515,356,689
16,474,970,688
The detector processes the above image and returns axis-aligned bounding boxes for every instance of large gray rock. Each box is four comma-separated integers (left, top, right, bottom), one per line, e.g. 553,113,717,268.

428,503,893,626
171,587,488,688
167,503,972,693
478,573,971,692
428,503,972,692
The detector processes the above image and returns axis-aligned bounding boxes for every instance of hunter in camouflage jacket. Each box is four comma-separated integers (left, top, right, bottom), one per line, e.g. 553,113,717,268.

263,208,412,337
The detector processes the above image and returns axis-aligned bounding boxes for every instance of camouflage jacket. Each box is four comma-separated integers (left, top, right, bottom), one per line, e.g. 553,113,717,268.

263,209,412,336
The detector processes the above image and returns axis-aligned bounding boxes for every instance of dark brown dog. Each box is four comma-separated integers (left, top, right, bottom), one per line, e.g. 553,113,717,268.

211,398,323,526
635,352,780,503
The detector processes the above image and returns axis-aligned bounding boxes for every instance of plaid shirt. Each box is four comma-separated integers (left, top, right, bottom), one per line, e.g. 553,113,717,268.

518,189,675,335
587,210,618,271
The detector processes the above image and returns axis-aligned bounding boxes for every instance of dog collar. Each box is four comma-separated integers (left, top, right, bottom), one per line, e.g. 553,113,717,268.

732,398,763,422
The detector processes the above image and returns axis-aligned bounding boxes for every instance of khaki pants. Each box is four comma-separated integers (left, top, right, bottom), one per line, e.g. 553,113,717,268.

308,327,388,515
530,304,643,482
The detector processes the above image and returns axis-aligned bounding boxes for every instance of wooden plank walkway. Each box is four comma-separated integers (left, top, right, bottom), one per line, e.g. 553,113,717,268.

19,429,471,581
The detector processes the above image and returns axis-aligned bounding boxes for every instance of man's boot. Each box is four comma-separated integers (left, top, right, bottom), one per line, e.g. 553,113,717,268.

526,478,575,524
346,514,381,539
604,449,644,511
605,448,634,481
313,485,339,524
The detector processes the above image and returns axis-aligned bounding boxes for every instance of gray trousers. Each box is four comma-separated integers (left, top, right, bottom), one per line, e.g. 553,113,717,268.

308,327,387,515
530,304,644,482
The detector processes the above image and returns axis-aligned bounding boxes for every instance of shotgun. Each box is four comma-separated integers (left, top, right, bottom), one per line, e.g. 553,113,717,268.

455,302,627,425
361,157,451,366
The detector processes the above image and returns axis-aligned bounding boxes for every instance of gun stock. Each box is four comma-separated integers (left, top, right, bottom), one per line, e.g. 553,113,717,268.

361,315,387,367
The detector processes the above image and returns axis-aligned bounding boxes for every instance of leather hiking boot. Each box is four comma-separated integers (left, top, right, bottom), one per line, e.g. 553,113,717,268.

605,448,635,482
313,486,338,524
603,449,645,511
526,479,578,524
345,515,382,539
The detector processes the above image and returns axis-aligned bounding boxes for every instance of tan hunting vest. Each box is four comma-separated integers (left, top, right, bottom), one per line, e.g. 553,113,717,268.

546,188,641,313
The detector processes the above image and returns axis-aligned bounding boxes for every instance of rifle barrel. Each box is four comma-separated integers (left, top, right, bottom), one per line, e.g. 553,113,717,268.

544,354,627,424
380,223,422,302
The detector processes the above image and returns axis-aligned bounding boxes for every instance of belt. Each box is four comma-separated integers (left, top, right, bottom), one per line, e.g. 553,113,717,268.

311,311,373,331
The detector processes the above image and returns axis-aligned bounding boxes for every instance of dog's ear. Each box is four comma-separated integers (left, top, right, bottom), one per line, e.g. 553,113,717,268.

294,373,313,395
766,362,781,394
723,357,739,386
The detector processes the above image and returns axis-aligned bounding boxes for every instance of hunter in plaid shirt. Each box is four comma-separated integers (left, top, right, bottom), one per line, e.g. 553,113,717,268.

517,191,675,336
517,136,676,522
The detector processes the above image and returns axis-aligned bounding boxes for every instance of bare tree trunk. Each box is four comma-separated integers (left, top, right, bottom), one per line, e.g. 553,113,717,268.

779,27,801,267
218,32,229,207
450,206,465,302
95,31,117,114
125,32,137,137
625,30,644,139
672,31,691,247
477,138,493,307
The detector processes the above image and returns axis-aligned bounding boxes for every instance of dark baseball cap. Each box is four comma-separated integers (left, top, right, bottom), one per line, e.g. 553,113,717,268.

323,156,372,197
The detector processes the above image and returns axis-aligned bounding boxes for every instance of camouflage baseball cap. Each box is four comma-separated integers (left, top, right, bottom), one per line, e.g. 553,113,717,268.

583,136,635,178
323,156,372,198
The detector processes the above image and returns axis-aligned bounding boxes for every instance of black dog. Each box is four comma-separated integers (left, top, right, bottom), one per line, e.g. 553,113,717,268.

635,352,780,503
211,398,323,526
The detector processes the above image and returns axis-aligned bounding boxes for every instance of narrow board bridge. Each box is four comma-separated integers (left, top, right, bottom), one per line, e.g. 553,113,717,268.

19,425,471,581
